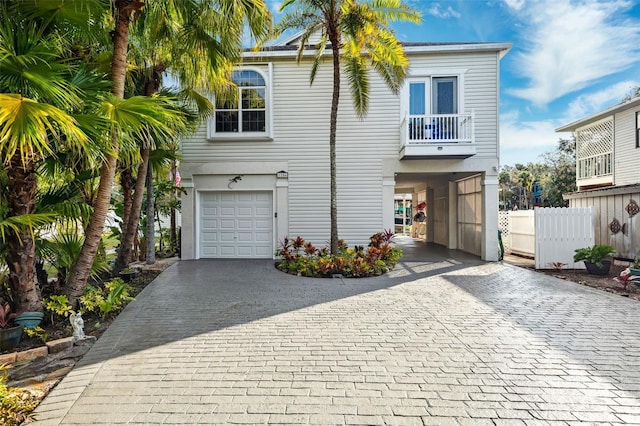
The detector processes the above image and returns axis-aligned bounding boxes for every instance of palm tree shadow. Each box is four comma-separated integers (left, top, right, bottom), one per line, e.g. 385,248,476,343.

76,243,483,366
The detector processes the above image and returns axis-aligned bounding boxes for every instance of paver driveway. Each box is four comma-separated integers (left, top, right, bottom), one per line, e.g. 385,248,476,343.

32,238,640,425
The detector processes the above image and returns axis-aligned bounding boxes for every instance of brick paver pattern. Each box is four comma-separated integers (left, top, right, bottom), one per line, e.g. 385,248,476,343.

31,247,640,425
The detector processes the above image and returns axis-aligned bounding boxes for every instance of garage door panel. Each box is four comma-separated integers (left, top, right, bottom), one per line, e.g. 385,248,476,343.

200,191,273,258
220,232,235,242
255,246,271,256
255,207,270,216
201,246,219,256
237,232,253,242
255,220,270,229
219,220,236,229
255,231,270,242
202,232,217,242
219,246,235,256
237,220,253,229
202,219,218,228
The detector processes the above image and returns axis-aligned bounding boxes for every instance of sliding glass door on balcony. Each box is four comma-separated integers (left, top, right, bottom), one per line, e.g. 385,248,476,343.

406,77,468,143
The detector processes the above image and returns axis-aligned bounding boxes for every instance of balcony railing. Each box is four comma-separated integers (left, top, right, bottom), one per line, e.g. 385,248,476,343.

400,112,475,159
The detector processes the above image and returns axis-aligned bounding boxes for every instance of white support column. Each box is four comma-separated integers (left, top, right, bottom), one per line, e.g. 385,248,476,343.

276,178,289,247
181,182,196,260
482,174,500,261
382,179,396,232
448,181,458,249
426,188,435,243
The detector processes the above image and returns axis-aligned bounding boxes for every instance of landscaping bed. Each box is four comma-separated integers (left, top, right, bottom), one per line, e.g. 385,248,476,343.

1,262,173,425
536,263,640,301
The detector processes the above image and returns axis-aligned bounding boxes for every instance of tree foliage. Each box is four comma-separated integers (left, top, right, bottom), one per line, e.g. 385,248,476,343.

500,137,576,210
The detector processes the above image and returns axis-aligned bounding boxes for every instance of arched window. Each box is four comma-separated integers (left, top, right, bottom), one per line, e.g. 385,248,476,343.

215,69,267,134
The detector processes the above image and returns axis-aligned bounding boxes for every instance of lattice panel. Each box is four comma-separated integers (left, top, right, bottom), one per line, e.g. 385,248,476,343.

498,211,511,252
576,118,613,161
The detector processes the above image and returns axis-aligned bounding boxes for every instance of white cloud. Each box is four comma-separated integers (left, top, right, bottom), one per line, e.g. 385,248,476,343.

565,80,639,120
507,0,640,106
500,79,640,165
504,0,525,11
425,3,461,19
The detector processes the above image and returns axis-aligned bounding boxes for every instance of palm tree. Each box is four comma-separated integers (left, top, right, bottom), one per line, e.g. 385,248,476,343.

113,0,270,271
0,4,96,311
277,0,420,254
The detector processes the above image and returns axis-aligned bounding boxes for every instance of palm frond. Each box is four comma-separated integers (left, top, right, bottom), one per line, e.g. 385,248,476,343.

344,55,370,118
0,213,57,242
0,94,89,167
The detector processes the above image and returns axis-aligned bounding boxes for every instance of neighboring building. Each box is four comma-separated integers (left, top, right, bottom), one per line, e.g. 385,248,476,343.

557,97,640,259
179,38,511,261
531,181,546,206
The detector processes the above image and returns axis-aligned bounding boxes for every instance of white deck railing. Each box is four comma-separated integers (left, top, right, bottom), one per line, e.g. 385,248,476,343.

577,152,612,180
401,111,474,147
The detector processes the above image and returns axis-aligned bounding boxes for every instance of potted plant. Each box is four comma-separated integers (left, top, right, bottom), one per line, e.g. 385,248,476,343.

119,267,140,283
573,244,616,275
0,303,23,352
14,311,44,329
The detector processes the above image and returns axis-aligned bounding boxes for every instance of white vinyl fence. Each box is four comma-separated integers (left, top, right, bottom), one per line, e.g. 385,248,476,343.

509,210,535,257
499,207,595,269
534,207,594,270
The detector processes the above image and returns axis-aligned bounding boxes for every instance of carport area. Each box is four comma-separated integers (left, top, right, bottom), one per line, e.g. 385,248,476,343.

31,238,640,425
394,171,498,260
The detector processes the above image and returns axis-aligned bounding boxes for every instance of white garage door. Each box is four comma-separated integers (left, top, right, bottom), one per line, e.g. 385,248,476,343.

200,191,273,258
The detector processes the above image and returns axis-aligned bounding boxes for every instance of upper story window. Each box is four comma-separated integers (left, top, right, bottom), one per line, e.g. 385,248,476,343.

407,76,458,117
209,67,271,139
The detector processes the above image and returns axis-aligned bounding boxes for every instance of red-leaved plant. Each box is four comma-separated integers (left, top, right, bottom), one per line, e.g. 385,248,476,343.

613,268,640,291
0,303,23,329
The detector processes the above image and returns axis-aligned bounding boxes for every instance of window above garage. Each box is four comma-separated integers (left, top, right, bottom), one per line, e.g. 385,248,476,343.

207,66,273,141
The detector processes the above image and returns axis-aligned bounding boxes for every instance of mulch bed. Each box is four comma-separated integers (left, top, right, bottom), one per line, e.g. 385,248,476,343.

535,263,640,301
13,269,164,353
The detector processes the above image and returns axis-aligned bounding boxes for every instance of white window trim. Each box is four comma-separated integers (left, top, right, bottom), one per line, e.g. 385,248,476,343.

207,63,274,141
400,68,467,122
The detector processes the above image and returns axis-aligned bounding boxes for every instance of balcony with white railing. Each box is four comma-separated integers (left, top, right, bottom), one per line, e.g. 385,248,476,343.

399,111,475,159
575,117,614,189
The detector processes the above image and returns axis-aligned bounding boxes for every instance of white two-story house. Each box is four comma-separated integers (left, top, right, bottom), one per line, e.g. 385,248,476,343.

557,96,640,259
179,39,511,261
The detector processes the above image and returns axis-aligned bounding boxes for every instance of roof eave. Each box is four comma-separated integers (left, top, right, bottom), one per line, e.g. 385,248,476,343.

243,42,513,60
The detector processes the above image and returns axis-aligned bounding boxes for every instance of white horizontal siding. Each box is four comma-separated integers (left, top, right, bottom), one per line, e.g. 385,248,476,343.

614,107,640,185
181,49,501,247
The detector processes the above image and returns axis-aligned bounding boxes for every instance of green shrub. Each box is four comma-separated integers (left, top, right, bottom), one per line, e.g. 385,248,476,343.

0,364,38,425
573,244,615,267
43,295,73,325
275,232,402,278
80,278,134,319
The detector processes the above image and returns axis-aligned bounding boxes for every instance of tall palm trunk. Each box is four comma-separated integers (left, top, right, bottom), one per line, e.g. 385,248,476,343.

114,147,149,272
328,29,340,255
5,153,42,312
145,160,155,264
65,0,138,307
114,72,159,272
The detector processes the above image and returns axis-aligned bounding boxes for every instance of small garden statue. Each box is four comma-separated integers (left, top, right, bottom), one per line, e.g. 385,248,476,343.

70,312,85,341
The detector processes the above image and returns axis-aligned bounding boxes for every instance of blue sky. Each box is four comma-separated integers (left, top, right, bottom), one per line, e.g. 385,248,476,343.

268,0,640,166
